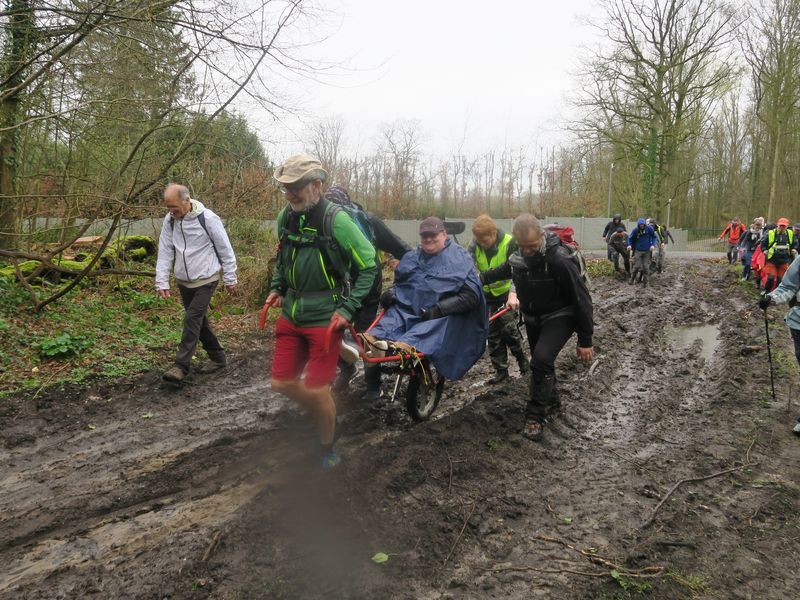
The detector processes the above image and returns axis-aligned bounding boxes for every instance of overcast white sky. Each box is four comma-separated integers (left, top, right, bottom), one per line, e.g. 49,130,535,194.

257,0,605,157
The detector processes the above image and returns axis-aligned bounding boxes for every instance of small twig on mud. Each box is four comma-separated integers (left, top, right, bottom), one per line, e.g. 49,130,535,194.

31,363,72,400
446,450,454,494
534,535,662,576
482,565,610,578
202,530,223,562
442,500,478,568
746,438,756,465
640,462,759,529
588,359,601,376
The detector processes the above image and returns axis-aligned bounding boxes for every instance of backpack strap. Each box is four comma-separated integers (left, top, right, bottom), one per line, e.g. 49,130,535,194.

278,200,349,288
169,211,222,265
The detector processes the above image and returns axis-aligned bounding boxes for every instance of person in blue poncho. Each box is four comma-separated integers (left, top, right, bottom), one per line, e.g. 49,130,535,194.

371,216,488,381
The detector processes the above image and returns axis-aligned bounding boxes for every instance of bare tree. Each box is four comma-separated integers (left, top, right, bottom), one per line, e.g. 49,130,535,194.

575,0,736,215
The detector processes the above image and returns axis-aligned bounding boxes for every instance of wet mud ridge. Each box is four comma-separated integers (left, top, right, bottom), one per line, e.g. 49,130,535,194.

2,260,799,599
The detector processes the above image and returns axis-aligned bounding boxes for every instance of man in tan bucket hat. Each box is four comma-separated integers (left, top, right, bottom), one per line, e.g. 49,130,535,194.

266,154,377,469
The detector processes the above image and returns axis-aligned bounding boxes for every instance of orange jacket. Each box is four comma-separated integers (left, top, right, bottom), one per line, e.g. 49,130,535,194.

719,222,746,244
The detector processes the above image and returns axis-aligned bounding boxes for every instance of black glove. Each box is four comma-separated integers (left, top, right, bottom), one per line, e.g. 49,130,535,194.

379,287,396,309
420,304,443,321
759,294,772,310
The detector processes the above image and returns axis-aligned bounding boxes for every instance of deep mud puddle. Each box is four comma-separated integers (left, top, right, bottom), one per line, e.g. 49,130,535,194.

664,323,721,362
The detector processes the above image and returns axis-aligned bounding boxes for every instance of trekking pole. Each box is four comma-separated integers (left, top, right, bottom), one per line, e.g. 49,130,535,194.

763,307,777,403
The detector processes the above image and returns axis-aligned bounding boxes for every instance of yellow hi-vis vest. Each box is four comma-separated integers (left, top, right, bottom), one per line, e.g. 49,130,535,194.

766,228,794,259
474,233,513,297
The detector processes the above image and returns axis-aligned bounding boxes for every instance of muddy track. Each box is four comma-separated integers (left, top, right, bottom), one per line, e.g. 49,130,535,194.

1,260,799,599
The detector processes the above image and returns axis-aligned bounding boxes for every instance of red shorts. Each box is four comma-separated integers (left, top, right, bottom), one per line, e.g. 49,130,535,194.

271,316,343,388
763,262,789,279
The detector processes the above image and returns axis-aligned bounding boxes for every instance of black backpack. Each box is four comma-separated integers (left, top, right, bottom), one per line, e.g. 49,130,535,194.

276,199,351,287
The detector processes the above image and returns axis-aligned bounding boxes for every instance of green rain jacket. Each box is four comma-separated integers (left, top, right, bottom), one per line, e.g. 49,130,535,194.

270,198,377,327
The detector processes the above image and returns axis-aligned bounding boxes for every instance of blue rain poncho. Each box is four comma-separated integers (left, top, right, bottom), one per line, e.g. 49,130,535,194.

371,239,488,380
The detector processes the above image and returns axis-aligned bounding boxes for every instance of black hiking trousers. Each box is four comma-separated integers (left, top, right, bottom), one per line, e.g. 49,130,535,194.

175,281,225,373
524,315,575,420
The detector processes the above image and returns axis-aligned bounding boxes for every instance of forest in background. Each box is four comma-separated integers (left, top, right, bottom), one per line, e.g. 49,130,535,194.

0,0,798,272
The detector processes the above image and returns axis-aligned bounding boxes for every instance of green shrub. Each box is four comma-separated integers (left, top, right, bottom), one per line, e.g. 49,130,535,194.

35,333,92,358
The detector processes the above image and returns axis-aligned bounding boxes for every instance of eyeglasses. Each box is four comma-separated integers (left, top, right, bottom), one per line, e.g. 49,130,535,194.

279,181,311,195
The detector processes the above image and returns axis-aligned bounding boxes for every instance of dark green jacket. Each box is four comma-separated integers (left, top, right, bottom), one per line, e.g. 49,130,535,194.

270,200,377,327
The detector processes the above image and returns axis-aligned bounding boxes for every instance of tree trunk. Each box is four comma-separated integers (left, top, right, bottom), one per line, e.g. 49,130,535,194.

766,122,781,222
0,0,34,250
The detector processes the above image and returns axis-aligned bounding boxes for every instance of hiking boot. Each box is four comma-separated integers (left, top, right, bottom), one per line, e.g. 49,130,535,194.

517,358,530,375
333,362,357,391
321,451,341,470
522,419,545,440
628,275,635,285
162,365,186,383
196,355,226,374
362,387,382,402
489,369,509,384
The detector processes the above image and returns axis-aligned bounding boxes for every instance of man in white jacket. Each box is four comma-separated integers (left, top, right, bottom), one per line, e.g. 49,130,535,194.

155,184,238,383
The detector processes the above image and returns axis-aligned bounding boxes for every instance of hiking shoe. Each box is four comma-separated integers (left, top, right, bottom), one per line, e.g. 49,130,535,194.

793,418,800,437
196,356,226,374
522,419,545,440
517,358,530,374
489,370,509,384
162,365,186,383
333,362,357,391
362,387,382,402
321,451,341,470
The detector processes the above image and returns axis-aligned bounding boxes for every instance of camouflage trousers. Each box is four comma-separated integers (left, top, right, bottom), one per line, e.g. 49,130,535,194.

488,307,527,372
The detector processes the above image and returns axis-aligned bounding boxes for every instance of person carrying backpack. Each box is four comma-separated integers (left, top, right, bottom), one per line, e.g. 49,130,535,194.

761,217,798,292
481,214,594,440
607,227,631,276
627,218,658,286
601,214,626,261
324,185,412,401
156,184,238,384
266,155,377,469
647,218,673,273
759,254,800,436
719,218,746,264
468,214,529,384
738,217,764,281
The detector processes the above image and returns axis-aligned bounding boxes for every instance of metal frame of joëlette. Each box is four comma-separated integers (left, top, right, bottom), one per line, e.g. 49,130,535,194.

258,301,510,364
348,306,509,364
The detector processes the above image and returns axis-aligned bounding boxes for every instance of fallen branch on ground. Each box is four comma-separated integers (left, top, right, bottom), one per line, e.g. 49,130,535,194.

202,530,223,561
640,462,759,529
442,500,477,568
534,535,663,576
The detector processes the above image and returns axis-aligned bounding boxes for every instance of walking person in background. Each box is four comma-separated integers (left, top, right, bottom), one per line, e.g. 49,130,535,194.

627,218,657,286
267,155,377,469
761,217,798,292
607,227,631,278
738,217,764,282
468,214,529,384
602,214,625,262
156,184,238,384
759,254,800,436
719,218,746,264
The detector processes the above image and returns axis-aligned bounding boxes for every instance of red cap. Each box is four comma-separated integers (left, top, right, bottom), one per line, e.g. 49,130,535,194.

777,217,790,227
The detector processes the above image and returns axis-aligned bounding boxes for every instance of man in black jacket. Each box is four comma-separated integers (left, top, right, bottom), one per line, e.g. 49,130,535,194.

482,213,594,440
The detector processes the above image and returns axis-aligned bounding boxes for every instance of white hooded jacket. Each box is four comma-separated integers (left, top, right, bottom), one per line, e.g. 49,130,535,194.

155,199,237,289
